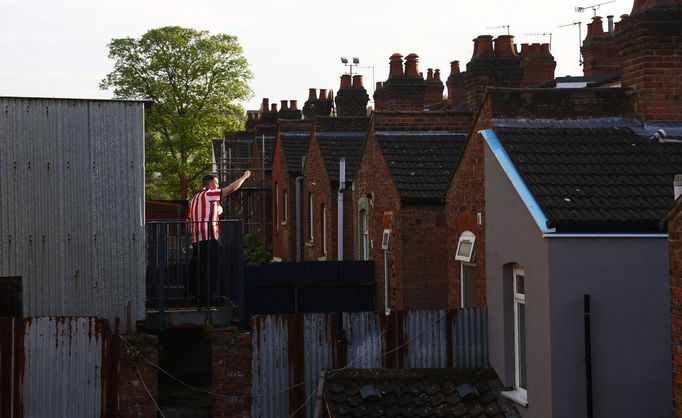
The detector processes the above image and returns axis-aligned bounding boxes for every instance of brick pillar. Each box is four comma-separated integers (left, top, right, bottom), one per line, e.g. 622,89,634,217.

213,328,253,418
118,334,159,418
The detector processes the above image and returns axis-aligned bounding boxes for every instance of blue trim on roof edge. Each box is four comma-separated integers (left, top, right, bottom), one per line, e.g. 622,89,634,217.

481,129,555,234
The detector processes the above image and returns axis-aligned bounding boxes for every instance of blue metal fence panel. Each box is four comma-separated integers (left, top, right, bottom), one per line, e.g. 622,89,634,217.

343,311,383,369
454,307,488,368
404,309,449,368
303,313,334,418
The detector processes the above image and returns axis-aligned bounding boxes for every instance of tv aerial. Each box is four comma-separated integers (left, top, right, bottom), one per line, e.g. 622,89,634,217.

486,24,511,35
558,21,583,66
575,0,616,17
524,32,553,49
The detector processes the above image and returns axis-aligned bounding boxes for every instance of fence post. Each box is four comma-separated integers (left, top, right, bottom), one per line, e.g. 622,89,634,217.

158,225,167,329
233,221,246,330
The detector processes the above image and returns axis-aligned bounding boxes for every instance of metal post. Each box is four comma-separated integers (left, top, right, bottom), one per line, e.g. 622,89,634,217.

584,294,593,418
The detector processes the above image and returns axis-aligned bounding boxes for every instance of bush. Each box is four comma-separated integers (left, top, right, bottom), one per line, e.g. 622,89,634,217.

244,233,271,266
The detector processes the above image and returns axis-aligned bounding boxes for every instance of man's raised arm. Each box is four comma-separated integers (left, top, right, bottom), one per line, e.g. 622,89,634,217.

221,170,252,197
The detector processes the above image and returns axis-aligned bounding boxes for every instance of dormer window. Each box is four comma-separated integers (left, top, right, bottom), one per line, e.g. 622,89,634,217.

455,231,476,263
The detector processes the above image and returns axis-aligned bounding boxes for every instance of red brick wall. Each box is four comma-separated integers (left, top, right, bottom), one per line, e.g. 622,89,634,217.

271,138,298,261
303,135,334,260
373,111,472,132
353,130,403,310
118,334,159,418
445,100,492,309
401,205,449,309
212,329,252,418
617,6,682,121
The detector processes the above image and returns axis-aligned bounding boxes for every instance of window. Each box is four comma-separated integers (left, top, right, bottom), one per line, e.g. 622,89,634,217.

282,189,288,223
455,231,476,262
308,193,314,242
461,264,475,308
321,204,327,257
359,209,368,260
274,182,279,231
513,266,527,397
0,277,22,318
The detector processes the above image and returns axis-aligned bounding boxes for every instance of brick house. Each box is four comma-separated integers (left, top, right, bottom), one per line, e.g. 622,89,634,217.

302,73,370,261
352,110,469,311
271,119,314,261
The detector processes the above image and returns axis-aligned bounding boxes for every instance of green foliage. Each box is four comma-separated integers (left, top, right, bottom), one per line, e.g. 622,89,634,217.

101,26,253,199
244,233,272,266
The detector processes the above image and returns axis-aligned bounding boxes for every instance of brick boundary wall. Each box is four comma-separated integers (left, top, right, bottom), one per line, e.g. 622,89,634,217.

213,328,253,418
670,208,682,418
118,334,159,418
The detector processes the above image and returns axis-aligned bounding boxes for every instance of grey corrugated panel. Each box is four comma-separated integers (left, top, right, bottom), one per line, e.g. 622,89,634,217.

404,309,448,368
303,313,333,418
22,317,105,417
0,98,145,332
342,311,382,369
454,307,488,368
251,315,289,418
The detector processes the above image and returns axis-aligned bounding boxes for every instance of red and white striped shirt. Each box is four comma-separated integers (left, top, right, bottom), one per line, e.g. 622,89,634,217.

188,187,223,243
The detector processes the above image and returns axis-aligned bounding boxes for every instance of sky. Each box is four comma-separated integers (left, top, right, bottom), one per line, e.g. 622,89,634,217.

0,0,634,111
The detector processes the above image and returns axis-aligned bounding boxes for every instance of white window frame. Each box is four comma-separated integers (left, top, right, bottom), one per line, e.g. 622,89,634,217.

511,266,528,404
460,263,475,308
455,231,476,262
321,204,327,257
359,209,368,260
282,189,288,224
308,193,314,242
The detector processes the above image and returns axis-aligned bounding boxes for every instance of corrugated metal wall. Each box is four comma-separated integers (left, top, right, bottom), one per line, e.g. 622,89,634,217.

0,317,115,418
0,97,146,332
249,308,488,418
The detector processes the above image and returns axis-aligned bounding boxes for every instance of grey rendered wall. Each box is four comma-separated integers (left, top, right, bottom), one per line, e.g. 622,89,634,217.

0,97,145,332
548,237,672,418
484,143,552,418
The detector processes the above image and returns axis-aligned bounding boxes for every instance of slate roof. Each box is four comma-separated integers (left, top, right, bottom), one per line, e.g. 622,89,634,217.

317,132,366,184
323,368,519,418
281,131,312,175
494,126,682,231
376,132,468,203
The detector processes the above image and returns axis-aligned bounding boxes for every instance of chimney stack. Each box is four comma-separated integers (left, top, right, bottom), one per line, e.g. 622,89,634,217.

447,60,466,107
261,98,270,113
279,99,302,120
424,67,444,106
373,53,427,111
336,73,370,117
582,15,621,77
617,0,682,120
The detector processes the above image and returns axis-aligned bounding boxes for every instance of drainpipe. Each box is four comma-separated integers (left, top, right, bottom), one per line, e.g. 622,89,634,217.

337,158,346,260
584,294,593,418
296,176,303,261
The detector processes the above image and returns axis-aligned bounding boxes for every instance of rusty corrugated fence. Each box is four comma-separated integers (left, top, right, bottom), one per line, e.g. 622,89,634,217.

250,307,488,418
0,317,117,418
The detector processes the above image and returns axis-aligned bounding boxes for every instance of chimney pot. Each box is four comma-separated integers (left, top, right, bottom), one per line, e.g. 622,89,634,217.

271,103,278,112
262,98,270,112
318,89,328,101
586,16,605,40
388,53,404,79
427,68,434,80
376,81,384,90
340,74,352,89
530,43,542,55
607,15,615,32
280,100,288,110
352,75,364,88
434,69,441,81
540,43,551,55
404,53,420,76
290,100,298,110
473,35,494,58
450,60,461,75
307,88,317,101
520,43,530,55
494,35,516,57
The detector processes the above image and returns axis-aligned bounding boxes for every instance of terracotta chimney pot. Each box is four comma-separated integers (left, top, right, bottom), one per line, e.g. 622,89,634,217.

540,43,551,55
404,53,420,76
290,100,298,110
586,16,604,40
388,53,404,79
318,89,328,101
474,35,494,58
352,75,364,88
520,43,530,55
450,60,461,75
280,100,288,110
262,98,269,112
494,35,516,57
307,88,317,101
434,69,441,81
427,68,434,80
340,74,352,89
271,103,278,112
530,43,542,55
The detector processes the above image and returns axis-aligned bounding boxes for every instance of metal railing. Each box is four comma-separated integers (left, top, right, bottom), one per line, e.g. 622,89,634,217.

145,220,244,320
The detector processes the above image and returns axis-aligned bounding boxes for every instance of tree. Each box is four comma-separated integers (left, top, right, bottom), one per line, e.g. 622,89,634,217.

101,26,252,199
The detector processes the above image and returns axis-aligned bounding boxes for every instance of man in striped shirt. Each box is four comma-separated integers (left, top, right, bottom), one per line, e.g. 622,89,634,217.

188,170,251,308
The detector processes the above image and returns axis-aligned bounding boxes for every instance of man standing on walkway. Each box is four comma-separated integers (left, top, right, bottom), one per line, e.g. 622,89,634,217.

188,170,251,308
